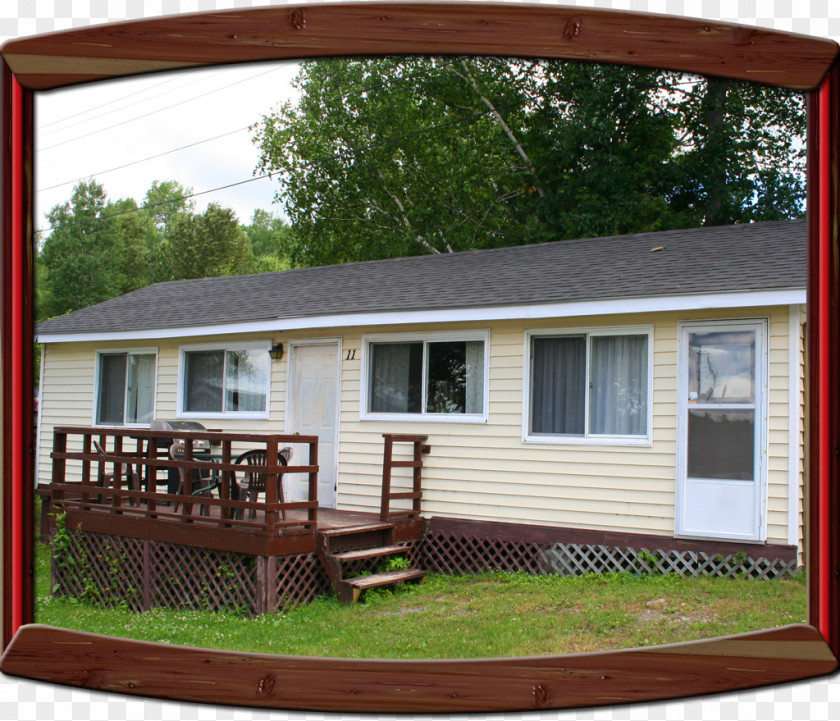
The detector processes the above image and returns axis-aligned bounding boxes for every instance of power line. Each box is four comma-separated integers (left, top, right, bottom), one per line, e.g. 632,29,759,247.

36,127,246,193
37,64,284,152
37,71,189,130
35,61,636,236
36,172,276,235
38,68,228,136
35,94,530,235
39,58,470,193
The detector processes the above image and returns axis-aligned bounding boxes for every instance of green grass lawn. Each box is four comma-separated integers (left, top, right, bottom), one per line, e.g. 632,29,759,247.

35,536,807,659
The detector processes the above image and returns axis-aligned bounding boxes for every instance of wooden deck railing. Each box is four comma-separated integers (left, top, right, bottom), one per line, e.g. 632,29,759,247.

380,433,430,522
46,426,320,556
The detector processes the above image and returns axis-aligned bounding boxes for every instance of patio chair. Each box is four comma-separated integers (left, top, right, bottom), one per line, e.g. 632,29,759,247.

169,441,217,516
233,447,292,521
92,440,141,505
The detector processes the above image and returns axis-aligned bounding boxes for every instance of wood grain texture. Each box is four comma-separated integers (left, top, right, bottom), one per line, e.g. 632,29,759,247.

0,2,837,91
0,624,835,712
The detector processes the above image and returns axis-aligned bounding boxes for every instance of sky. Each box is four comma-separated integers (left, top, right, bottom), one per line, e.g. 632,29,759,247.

34,58,301,239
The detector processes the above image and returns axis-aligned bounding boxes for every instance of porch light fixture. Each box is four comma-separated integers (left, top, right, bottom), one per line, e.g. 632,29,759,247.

269,342,284,361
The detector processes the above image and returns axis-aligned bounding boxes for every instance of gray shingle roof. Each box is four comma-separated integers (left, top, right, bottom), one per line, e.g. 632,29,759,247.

36,220,806,336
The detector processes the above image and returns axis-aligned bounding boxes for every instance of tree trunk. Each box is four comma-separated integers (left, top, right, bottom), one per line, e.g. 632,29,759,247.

701,78,731,226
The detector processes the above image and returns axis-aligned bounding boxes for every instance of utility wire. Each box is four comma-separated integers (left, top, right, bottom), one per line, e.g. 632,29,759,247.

38,69,229,136
35,61,633,236
38,71,189,129
37,65,284,152
35,94,531,235
36,127,245,193
36,57,474,226
35,60,467,193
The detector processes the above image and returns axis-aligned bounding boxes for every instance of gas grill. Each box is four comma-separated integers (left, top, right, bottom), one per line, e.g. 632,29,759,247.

150,419,212,493
150,419,212,453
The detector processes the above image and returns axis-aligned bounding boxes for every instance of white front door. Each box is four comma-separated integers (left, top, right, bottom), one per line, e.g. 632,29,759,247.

287,342,340,509
675,320,766,541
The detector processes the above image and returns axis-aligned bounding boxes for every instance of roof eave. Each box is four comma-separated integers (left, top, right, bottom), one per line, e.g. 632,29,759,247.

35,288,807,345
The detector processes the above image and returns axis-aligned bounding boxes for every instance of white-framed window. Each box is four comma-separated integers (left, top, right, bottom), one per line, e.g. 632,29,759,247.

361,330,489,422
524,326,653,445
94,348,157,426
177,340,271,419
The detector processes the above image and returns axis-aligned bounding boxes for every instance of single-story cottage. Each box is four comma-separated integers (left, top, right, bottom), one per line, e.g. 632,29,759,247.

35,219,807,578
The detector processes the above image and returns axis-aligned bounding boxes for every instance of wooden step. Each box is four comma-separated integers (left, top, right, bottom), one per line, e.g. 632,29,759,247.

337,569,426,604
319,523,394,538
328,545,406,563
317,522,396,556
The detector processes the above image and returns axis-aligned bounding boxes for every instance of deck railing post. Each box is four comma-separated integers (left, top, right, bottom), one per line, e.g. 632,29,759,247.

80,434,91,507
265,441,279,534
380,434,393,522
221,440,232,525
51,429,66,506
412,439,423,516
181,440,194,520
308,437,319,529
112,434,124,511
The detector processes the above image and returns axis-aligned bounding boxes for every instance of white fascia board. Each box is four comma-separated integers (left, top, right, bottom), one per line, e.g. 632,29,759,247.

36,288,807,344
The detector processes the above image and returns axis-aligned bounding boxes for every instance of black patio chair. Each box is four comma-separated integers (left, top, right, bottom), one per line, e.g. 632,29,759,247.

92,439,141,506
169,441,217,516
233,447,292,521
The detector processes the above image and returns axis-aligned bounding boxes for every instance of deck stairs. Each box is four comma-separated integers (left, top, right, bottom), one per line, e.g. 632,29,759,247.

315,522,425,604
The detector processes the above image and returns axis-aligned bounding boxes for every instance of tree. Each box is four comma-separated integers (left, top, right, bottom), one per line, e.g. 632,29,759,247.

245,209,292,272
252,57,805,267
666,77,806,225
140,180,196,284
167,202,255,280
38,180,148,318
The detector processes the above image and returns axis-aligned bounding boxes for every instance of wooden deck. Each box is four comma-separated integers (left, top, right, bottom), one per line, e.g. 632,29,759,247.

43,427,431,557
44,490,425,557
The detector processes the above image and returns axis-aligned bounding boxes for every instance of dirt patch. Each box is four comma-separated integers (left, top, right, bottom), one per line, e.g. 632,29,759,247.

637,607,717,625
373,605,425,617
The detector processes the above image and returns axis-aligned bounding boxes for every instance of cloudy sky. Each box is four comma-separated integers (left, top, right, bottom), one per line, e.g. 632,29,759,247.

34,58,301,238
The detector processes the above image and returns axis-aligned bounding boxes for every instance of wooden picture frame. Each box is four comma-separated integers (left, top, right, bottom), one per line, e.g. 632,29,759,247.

1,1,839,713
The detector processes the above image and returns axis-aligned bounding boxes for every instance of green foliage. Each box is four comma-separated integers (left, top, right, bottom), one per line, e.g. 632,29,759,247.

139,179,195,285
379,555,410,572
246,208,292,272
252,57,806,268
635,548,661,575
167,203,255,280
37,179,264,317
38,180,149,319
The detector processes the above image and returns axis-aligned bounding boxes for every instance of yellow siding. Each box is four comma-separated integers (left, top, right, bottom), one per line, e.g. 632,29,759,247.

798,306,807,565
37,332,290,486
37,305,802,548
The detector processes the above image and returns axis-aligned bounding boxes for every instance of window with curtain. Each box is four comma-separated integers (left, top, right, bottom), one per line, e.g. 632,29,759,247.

367,334,486,418
181,344,270,415
529,330,650,440
96,350,156,425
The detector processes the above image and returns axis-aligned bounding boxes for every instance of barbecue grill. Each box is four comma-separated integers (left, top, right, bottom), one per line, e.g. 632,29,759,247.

150,419,212,493
150,419,212,453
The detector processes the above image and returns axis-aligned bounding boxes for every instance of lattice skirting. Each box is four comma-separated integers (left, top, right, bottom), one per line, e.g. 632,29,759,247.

541,543,799,579
51,530,328,615
423,531,545,575
423,531,799,580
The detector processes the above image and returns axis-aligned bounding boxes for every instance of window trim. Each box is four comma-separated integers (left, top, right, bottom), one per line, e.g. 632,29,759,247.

523,325,654,446
176,340,272,420
360,330,490,423
92,347,159,427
